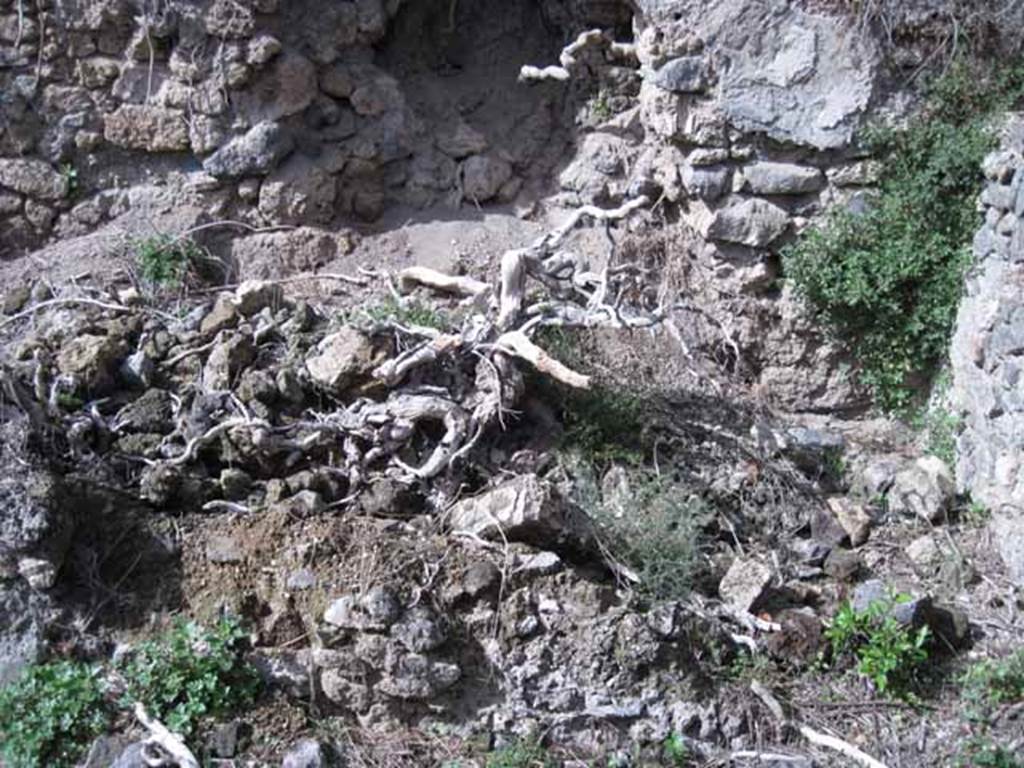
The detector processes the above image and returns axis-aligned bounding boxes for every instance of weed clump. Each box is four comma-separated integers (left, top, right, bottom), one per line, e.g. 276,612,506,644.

134,233,203,289
784,60,1024,411
485,737,556,768
361,296,450,331
0,661,111,768
117,616,260,738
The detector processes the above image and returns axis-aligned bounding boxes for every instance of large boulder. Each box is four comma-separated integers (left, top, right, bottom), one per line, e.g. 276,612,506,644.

258,156,336,225
305,326,380,393
447,474,597,553
459,154,513,203
103,105,190,151
56,332,129,394
887,457,955,523
235,52,317,123
739,161,825,195
703,198,790,247
0,158,68,200
203,121,294,178
635,0,878,150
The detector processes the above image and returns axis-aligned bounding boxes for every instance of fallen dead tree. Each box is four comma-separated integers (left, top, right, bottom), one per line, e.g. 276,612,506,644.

0,195,660,520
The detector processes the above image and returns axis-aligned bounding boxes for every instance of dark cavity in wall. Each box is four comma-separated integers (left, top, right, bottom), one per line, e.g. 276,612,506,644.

376,0,636,203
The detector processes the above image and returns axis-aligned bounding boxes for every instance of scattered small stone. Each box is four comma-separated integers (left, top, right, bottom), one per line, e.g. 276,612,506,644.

110,743,148,768
827,497,872,547
324,586,401,631
305,326,379,392
234,279,284,316
207,535,244,564
270,490,325,519
515,551,563,578
377,653,460,700
220,467,253,500
718,557,773,613
281,739,326,768
207,721,240,758
200,295,240,336
17,557,58,590
888,456,955,523
905,534,942,571
249,650,311,698
286,568,316,591
390,605,446,653
823,549,861,582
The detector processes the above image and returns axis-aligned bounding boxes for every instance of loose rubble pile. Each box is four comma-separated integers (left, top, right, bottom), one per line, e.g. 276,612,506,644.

0,227,1000,764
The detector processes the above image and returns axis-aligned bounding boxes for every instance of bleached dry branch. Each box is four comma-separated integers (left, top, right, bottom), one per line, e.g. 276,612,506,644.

134,702,200,768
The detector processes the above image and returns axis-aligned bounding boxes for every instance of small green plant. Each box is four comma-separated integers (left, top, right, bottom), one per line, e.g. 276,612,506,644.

661,732,689,766
56,391,84,411
485,736,556,768
589,88,613,121
362,296,449,331
134,234,202,289
956,738,1023,768
783,59,1024,411
962,649,1024,713
825,594,930,697
824,446,846,482
961,498,990,526
60,163,79,196
589,469,708,603
0,660,112,768
117,616,260,738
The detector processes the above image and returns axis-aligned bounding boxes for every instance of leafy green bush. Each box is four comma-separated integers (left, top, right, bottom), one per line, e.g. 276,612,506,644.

0,661,112,768
134,234,202,289
117,616,260,738
824,594,930,696
485,737,556,768
784,61,1024,411
589,469,708,603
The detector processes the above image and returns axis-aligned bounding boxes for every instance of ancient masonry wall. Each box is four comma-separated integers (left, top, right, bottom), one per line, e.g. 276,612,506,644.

951,117,1024,584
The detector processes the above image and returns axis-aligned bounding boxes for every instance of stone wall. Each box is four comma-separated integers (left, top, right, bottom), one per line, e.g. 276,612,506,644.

0,0,609,257
950,115,1024,585
3,0,1019,412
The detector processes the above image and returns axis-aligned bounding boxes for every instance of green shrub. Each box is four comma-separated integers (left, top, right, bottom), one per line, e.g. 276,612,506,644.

485,737,556,768
0,661,112,768
783,60,1024,411
824,594,930,696
117,616,260,738
589,469,707,603
134,234,202,289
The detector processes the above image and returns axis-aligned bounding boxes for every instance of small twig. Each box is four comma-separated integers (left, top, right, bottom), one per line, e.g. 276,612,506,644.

0,298,174,332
